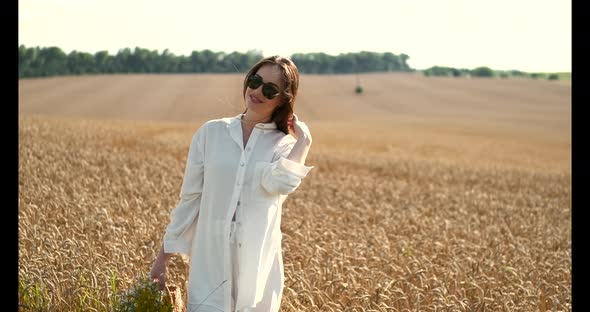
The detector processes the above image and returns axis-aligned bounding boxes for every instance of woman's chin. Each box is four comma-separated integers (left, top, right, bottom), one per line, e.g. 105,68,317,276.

246,104,267,114
246,103,257,112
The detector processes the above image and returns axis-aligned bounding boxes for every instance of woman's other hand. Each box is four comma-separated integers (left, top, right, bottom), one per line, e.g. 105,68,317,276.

288,114,312,144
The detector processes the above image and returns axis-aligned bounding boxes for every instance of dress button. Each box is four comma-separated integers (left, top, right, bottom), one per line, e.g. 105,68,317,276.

240,162,245,166
246,147,251,151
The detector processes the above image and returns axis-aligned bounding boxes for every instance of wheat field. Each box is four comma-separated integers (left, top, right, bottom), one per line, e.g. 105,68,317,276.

19,73,571,311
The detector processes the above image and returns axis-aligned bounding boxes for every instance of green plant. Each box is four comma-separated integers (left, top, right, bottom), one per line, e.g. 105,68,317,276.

19,277,48,311
113,274,175,312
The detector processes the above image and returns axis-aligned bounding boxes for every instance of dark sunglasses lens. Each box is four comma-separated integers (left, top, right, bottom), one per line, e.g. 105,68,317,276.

262,85,279,99
247,75,262,89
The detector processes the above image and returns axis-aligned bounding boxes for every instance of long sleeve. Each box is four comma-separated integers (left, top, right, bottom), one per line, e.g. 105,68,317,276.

162,125,206,256
259,137,313,196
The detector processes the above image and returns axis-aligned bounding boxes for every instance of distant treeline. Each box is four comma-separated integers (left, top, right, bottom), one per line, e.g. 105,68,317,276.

291,51,412,74
422,65,567,80
18,45,413,78
18,45,566,80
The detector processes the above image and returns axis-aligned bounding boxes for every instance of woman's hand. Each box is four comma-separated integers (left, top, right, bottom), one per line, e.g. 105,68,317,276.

286,114,313,165
288,114,312,144
150,247,171,290
150,257,167,290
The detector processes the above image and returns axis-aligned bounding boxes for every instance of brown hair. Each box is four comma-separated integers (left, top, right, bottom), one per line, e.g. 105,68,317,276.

242,55,300,135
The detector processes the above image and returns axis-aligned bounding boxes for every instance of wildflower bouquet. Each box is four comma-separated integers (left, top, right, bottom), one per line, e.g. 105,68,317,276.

113,274,183,312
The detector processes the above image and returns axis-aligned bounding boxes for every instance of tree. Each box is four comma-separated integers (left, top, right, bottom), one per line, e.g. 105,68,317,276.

67,51,97,75
94,51,112,73
471,67,494,77
399,53,411,71
18,45,29,78
38,46,67,76
114,48,132,73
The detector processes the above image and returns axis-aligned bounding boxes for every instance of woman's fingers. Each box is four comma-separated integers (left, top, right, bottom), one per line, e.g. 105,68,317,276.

154,276,166,290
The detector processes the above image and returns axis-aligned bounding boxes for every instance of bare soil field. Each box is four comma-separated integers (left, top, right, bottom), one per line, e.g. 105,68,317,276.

19,73,571,311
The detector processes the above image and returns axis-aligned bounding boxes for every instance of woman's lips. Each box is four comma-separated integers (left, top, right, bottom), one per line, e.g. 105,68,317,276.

249,94,262,104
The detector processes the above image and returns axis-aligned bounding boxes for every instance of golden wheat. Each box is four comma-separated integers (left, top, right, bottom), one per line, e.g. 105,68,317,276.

19,111,570,311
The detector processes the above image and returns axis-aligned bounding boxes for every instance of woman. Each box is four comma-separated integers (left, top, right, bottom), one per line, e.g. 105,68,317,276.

150,55,313,312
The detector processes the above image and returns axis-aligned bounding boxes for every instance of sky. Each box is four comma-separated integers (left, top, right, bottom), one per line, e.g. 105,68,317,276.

18,0,571,73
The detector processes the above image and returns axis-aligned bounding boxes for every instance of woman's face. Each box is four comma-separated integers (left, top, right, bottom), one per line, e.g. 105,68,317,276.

245,64,284,117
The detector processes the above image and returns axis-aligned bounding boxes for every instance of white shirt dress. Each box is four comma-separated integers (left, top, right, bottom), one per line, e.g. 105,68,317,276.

162,114,313,312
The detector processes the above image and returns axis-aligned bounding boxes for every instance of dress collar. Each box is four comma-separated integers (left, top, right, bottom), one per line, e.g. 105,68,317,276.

227,114,277,149
231,113,277,130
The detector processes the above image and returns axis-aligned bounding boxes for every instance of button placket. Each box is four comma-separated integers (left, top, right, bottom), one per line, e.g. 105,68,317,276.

230,156,246,225
234,130,262,251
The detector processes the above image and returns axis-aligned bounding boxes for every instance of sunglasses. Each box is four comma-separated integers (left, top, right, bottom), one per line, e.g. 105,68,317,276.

247,74,281,100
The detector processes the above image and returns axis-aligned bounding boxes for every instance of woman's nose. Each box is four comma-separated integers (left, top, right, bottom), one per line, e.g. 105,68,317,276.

252,85,264,96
